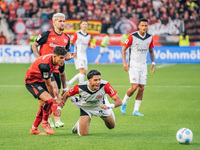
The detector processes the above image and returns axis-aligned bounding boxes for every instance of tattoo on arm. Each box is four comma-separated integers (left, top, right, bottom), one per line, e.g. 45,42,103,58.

149,49,154,62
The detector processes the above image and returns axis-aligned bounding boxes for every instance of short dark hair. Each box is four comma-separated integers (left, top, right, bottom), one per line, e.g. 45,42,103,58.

53,46,67,55
80,20,88,25
87,70,101,80
138,18,148,24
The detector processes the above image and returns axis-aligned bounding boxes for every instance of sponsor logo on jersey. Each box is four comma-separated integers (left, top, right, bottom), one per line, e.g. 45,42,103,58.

49,43,64,48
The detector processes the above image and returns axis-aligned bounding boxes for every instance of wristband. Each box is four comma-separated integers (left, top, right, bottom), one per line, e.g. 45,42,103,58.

57,106,62,110
107,103,115,109
152,62,155,65
63,88,67,91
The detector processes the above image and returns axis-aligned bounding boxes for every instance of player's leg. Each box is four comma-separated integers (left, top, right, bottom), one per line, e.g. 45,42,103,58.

132,84,145,116
101,109,115,129
51,73,64,128
121,67,139,114
72,108,91,136
132,67,147,116
95,47,104,63
66,59,85,90
26,82,54,135
39,91,55,134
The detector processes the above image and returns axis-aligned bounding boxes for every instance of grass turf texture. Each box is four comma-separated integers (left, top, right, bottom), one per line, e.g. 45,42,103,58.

0,63,199,150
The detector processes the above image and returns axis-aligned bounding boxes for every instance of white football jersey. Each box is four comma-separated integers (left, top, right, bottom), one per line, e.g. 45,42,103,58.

68,80,117,109
72,30,91,60
124,31,154,68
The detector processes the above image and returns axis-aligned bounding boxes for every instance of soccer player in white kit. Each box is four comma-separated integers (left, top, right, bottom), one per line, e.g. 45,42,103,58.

61,70,122,136
120,18,155,116
66,20,95,90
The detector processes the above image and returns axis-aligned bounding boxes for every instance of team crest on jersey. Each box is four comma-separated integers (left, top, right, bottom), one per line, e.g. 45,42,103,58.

43,72,49,78
146,42,150,46
96,95,102,99
64,39,68,43
37,34,42,41
52,38,55,40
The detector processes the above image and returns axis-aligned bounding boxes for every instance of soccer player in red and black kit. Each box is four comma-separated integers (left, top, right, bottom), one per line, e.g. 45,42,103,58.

32,13,75,128
25,46,66,135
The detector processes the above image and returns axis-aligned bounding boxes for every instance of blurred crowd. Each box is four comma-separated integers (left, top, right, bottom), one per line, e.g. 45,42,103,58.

0,0,200,44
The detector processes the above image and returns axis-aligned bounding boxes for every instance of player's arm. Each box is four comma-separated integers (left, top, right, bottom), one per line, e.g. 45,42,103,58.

32,32,50,58
61,84,79,107
70,32,77,45
58,65,67,95
122,34,133,72
149,38,155,73
32,41,40,58
101,83,122,110
44,78,55,98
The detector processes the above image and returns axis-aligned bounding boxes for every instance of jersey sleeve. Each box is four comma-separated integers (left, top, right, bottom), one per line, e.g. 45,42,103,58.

104,82,117,97
71,32,77,44
149,37,154,49
36,31,50,45
124,34,133,48
88,40,91,46
38,63,51,79
65,34,71,52
68,84,79,96
58,64,65,73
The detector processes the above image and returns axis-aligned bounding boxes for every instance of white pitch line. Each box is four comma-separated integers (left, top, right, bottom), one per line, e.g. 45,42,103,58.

0,85,200,88
156,64,175,69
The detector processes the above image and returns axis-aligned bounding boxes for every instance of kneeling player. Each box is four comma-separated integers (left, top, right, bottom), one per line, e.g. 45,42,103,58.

61,70,122,136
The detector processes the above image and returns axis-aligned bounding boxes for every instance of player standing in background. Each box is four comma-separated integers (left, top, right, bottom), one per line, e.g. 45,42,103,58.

62,70,122,136
95,33,115,64
120,18,155,116
66,20,95,90
32,13,75,128
25,46,66,135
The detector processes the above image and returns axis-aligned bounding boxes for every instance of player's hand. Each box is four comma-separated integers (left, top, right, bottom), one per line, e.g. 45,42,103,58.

56,98,65,108
123,63,129,72
61,90,67,96
151,64,155,73
54,109,61,116
70,52,75,59
100,104,108,110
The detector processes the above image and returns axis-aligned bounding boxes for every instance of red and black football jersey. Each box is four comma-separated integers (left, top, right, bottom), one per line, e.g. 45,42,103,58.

36,29,70,56
25,54,64,84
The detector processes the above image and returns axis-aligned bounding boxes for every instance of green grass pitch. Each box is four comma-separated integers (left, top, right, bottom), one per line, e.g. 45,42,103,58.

0,63,199,150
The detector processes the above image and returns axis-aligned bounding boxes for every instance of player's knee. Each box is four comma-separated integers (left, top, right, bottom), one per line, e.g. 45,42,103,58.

130,85,138,92
138,86,144,92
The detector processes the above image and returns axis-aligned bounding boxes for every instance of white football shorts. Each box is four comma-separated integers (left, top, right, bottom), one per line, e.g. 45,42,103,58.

71,96,115,119
74,58,88,70
128,66,147,85
100,47,110,54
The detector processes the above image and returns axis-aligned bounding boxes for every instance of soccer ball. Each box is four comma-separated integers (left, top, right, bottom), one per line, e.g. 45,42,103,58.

176,128,193,144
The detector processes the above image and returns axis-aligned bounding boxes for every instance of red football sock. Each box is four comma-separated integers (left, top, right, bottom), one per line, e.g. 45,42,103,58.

43,99,54,122
33,105,43,128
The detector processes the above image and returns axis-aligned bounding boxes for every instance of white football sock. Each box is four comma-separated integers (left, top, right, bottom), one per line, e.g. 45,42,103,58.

95,54,102,62
133,100,142,112
122,94,131,104
67,73,80,90
79,73,85,83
